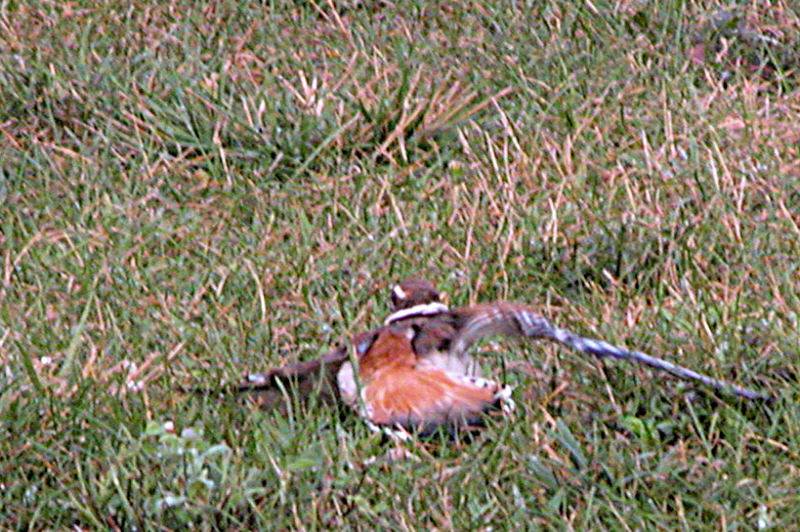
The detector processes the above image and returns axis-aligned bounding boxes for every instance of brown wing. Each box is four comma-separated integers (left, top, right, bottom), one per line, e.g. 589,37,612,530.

181,347,348,410
449,302,771,402
449,302,555,357
185,329,381,411
364,367,500,430
236,346,349,392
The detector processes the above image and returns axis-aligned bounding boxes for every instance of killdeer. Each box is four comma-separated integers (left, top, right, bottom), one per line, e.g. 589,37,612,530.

337,324,514,436
235,278,771,434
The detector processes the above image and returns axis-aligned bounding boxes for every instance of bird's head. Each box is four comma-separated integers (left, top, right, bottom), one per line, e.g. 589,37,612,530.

390,278,442,310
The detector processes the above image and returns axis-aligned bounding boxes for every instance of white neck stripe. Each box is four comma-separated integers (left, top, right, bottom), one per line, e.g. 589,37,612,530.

384,302,449,325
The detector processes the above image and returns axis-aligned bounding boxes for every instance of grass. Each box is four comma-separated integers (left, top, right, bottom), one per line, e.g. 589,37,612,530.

1,0,799,528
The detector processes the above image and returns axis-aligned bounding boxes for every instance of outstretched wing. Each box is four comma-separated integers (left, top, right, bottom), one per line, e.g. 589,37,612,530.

179,346,349,410
449,303,556,358
236,345,350,392
241,329,380,391
186,330,380,410
450,303,771,402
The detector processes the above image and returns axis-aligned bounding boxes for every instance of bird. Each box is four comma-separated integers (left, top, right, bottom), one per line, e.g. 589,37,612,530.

226,277,771,434
234,278,508,431
336,323,514,436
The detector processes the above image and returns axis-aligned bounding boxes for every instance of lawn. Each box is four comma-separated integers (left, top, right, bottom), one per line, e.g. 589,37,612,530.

1,0,799,528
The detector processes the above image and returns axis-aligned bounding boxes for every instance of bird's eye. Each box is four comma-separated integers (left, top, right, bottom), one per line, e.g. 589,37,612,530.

392,285,407,304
